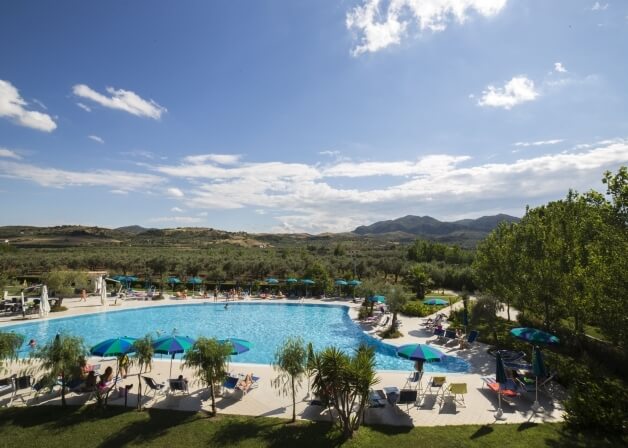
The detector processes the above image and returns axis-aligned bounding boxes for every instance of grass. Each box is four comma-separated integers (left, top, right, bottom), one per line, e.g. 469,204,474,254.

0,406,622,448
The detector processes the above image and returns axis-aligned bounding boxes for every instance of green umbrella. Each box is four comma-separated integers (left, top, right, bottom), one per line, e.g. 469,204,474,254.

285,278,298,284
90,337,137,357
531,346,547,412
368,295,386,303
396,344,444,363
219,338,252,355
152,335,195,378
494,352,507,419
510,327,559,345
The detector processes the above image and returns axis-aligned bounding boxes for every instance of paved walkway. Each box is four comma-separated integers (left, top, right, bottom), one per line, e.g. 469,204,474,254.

0,293,564,426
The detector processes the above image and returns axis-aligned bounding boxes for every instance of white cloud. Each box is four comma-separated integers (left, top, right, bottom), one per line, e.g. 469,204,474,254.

346,0,508,55
319,150,341,157
513,139,564,147
591,2,608,11
197,211,208,217
323,154,469,177
553,62,567,73
0,79,57,132
0,148,22,159
0,159,162,192
149,216,201,224
76,102,92,112
88,135,104,144
183,154,241,165
166,187,184,197
171,207,184,213
72,84,166,119
110,189,128,195
477,76,539,109
32,98,47,110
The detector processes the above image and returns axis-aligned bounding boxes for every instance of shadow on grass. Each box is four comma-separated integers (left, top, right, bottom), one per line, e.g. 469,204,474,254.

469,424,493,439
0,404,123,432
209,416,343,448
517,421,538,431
544,426,627,448
361,423,413,436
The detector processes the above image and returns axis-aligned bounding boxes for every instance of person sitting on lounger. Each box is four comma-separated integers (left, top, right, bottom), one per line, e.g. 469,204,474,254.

82,371,97,391
237,373,254,393
99,366,114,385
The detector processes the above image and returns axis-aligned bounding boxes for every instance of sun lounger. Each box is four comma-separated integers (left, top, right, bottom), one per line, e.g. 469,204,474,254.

481,376,522,399
433,327,446,343
427,376,447,397
460,330,479,349
403,370,422,390
0,376,14,398
143,376,166,399
397,389,418,411
368,389,387,408
168,378,190,395
8,375,33,406
440,382,467,407
444,329,458,344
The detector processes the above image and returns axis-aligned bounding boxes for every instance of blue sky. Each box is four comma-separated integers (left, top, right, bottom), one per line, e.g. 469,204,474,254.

1,0,627,233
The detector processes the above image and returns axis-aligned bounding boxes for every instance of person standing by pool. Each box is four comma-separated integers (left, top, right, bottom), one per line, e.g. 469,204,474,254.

80,289,87,302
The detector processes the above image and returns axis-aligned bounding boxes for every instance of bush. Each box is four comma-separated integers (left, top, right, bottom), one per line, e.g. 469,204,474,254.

152,294,165,301
564,369,628,435
357,306,370,320
401,301,430,317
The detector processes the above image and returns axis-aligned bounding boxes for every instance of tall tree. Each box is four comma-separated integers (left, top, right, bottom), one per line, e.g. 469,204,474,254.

271,336,307,422
132,334,154,410
0,332,24,374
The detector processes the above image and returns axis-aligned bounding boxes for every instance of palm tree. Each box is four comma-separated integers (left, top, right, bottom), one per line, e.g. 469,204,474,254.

271,337,307,423
311,344,378,440
132,335,154,410
183,337,232,416
0,332,24,374
33,333,88,407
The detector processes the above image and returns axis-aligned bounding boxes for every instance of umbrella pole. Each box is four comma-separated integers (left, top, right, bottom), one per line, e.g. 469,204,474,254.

531,377,543,413
494,390,504,420
169,355,174,379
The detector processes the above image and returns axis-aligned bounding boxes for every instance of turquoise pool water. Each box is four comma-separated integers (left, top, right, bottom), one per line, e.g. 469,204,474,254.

2,303,469,372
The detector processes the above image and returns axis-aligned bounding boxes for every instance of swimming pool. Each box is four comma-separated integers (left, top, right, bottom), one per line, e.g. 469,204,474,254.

2,303,469,372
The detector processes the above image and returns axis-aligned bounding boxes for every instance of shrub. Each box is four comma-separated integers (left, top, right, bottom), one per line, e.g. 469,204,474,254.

357,306,370,320
564,369,628,435
401,301,430,317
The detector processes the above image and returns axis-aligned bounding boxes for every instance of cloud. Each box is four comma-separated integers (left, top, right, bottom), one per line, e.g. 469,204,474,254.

32,98,47,110
0,159,162,192
183,154,241,165
156,140,628,233
171,207,184,213
553,62,567,73
477,76,539,109
346,0,508,55
0,79,57,132
513,139,564,147
149,216,202,224
197,211,208,217
88,135,104,144
166,187,184,197
0,148,22,159
72,84,166,119
591,2,608,11
110,189,128,195
76,102,92,112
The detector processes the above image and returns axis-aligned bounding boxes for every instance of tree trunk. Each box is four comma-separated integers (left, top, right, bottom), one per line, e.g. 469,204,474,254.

137,369,143,410
291,377,296,422
210,383,216,416
506,302,511,321
390,312,398,333
61,373,67,407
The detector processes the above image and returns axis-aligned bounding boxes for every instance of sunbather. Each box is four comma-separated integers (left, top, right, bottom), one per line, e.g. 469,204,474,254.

237,373,255,393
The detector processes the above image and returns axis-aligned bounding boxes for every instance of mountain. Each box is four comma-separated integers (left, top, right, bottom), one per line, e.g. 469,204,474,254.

115,225,153,235
353,214,520,244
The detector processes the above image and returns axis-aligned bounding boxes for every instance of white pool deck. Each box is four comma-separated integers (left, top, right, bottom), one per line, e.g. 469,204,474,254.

0,293,565,426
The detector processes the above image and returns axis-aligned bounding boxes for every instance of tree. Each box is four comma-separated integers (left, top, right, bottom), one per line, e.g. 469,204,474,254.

33,333,88,407
132,334,154,410
271,336,307,422
0,332,24,373
183,337,232,416
404,263,432,299
384,285,408,336
311,344,379,440
43,271,89,298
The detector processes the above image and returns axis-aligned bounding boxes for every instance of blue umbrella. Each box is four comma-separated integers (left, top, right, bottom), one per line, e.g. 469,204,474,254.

334,279,348,286
187,277,202,285
285,278,298,284
510,327,559,345
266,278,279,284
347,279,361,286
424,298,448,306
495,352,507,419
152,335,196,378
220,338,252,355
90,337,137,357
301,279,315,285
368,295,386,303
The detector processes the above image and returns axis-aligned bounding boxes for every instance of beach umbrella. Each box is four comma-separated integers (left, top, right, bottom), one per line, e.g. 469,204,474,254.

100,277,108,308
266,278,279,284
347,279,361,286
187,277,202,294
494,352,507,419
368,295,386,303
285,278,298,284
510,328,559,345
531,346,547,412
91,337,137,357
396,344,445,363
220,338,252,356
334,279,348,286
152,335,196,378
301,279,315,297
167,277,181,293
40,285,50,317
423,298,448,306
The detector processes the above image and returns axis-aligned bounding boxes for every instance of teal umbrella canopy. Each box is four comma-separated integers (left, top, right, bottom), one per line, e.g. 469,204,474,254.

152,335,195,355
266,278,279,284
301,279,315,285
91,337,137,357
335,279,348,286
347,279,361,286
396,344,444,362
532,346,547,378
220,338,253,355
167,277,181,285
285,278,298,284
510,327,559,345
187,277,203,285
424,298,448,306
368,295,386,303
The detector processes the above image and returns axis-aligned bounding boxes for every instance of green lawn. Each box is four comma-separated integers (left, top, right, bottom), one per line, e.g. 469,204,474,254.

0,406,621,448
